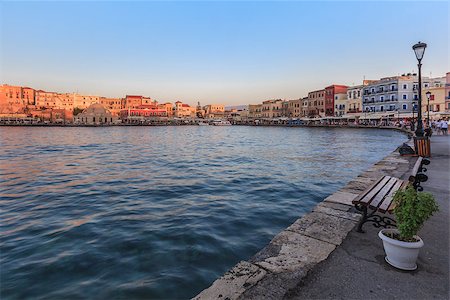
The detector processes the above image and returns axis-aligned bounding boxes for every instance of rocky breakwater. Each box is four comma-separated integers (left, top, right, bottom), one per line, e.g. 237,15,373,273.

194,140,413,300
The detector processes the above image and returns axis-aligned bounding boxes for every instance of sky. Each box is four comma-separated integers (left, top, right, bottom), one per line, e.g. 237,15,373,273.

0,1,448,105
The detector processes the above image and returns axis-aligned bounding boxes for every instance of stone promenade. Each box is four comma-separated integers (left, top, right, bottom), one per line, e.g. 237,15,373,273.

285,135,449,300
193,135,450,299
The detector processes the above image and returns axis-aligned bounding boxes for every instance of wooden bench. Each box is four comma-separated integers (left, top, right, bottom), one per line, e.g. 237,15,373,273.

353,157,430,233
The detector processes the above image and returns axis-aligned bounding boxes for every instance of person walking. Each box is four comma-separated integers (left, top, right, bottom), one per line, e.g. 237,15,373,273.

441,118,448,136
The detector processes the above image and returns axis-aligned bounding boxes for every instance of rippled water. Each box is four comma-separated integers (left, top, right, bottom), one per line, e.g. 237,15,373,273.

0,126,406,299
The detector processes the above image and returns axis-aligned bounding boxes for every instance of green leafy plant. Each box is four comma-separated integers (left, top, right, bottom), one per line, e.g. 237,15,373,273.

392,186,439,242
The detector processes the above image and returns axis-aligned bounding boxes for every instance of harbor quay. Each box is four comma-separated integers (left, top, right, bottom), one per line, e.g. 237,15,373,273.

2,1,449,298
194,135,450,300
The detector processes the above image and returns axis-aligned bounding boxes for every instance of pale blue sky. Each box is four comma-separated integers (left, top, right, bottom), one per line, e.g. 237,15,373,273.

0,1,448,105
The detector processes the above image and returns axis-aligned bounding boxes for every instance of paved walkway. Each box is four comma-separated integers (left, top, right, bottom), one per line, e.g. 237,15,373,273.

285,136,450,300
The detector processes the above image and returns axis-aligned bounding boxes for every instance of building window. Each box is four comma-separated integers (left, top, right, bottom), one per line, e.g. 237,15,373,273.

403,94,407,100
380,96,384,102
403,84,407,89
391,94,395,100
414,94,418,100
380,105,384,111
402,104,407,110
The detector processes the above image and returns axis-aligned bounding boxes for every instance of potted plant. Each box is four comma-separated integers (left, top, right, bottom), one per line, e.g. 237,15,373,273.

378,186,438,270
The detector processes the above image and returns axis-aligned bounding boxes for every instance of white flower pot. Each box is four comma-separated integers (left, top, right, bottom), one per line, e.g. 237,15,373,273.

378,228,424,271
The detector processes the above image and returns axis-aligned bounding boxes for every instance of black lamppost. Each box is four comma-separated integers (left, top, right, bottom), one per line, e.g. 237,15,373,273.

412,41,427,137
411,102,415,132
426,91,431,126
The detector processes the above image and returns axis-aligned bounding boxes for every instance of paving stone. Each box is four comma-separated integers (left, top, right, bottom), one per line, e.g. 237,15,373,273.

193,261,267,300
315,201,354,212
238,269,307,300
371,164,398,171
250,230,335,274
324,191,359,206
359,170,386,179
285,212,357,245
340,179,373,193
313,203,361,222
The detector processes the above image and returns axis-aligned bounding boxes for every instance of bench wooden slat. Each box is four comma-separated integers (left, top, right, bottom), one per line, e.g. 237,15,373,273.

386,181,410,213
352,176,386,204
409,157,423,182
369,177,398,210
377,178,404,213
359,176,391,205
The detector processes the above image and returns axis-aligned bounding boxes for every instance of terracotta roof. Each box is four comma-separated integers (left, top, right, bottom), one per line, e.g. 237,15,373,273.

182,104,190,107
126,95,142,99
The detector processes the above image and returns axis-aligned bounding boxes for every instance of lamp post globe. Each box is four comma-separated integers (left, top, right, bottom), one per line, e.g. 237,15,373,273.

413,42,427,61
412,41,427,137
426,91,431,126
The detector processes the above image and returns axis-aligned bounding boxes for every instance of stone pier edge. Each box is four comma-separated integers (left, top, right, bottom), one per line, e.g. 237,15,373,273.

193,130,414,300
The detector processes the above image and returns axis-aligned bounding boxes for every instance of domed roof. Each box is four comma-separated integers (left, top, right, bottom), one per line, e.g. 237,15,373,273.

82,103,110,115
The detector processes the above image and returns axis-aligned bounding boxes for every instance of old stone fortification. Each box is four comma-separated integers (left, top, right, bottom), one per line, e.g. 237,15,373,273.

194,137,414,300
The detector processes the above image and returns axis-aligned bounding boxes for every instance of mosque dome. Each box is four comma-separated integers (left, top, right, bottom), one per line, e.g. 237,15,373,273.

82,103,110,115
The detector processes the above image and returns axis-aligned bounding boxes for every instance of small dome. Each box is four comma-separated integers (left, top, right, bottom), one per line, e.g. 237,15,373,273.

82,103,109,115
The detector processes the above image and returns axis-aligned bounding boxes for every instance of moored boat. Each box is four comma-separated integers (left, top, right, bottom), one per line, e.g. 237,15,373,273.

212,120,232,126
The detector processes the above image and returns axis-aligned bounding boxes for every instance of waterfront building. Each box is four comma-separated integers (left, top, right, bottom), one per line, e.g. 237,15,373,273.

22,87,35,105
225,106,248,122
307,90,325,118
74,103,117,125
28,108,73,123
421,78,447,121
55,93,74,111
0,84,27,113
325,85,348,117
287,99,302,118
174,101,196,118
36,91,74,111
301,97,309,118
158,103,174,118
446,72,450,112
248,104,262,119
73,94,100,110
334,93,347,117
281,100,289,117
204,104,225,119
362,74,420,114
346,85,363,114
99,97,122,116
35,90,58,109
141,96,156,106
119,105,167,122
261,99,283,118
123,95,144,109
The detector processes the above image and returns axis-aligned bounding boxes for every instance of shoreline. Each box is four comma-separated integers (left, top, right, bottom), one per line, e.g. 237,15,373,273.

0,123,413,134
193,134,414,299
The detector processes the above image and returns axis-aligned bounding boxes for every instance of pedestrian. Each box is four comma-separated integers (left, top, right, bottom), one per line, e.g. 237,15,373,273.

436,119,442,135
441,118,448,136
